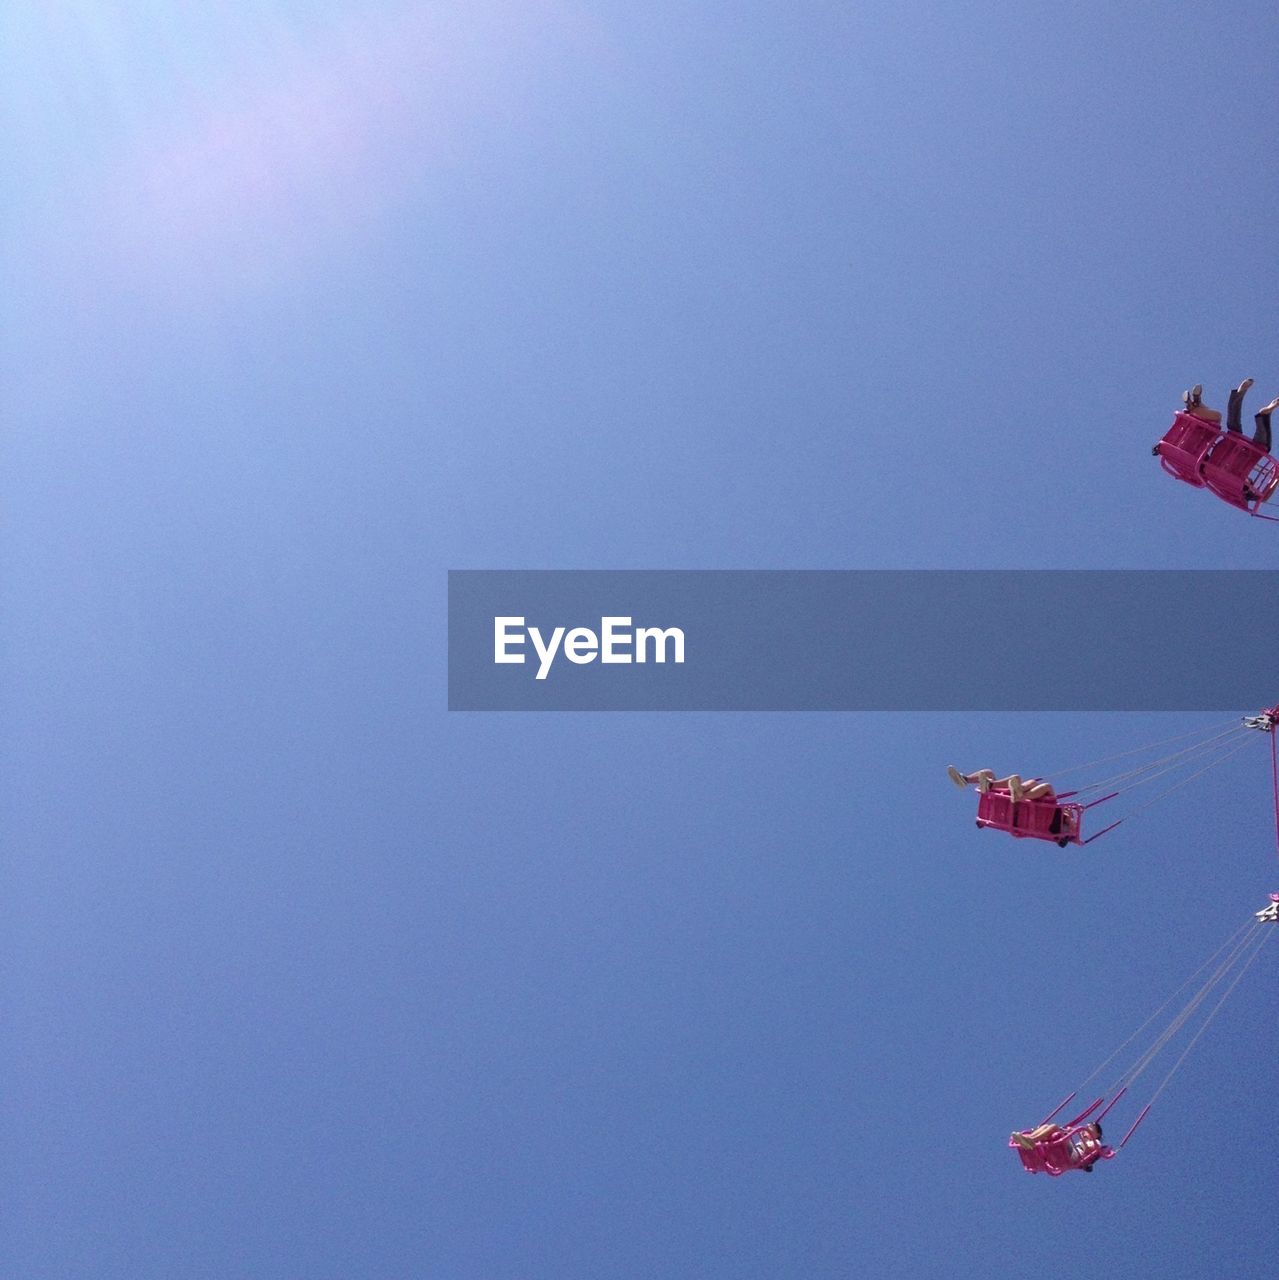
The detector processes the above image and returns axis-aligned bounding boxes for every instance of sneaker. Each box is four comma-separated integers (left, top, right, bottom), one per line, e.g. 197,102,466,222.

946,765,967,789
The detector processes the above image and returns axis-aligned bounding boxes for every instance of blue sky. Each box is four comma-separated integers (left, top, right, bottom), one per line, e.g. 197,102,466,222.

4,3,1279,1277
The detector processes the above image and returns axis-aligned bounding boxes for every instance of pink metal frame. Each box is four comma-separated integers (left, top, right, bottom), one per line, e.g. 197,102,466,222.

1154,412,1279,520
974,788,1120,847
1202,433,1279,514
1154,412,1219,488
1270,711,1279,866
1010,1093,1130,1176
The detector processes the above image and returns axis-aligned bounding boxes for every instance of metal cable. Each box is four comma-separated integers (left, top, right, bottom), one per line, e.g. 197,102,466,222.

1142,928,1274,1109
1103,736,1261,827
1071,918,1256,1098
1045,718,1245,782
1071,726,1250,798
1116,923,1263,1092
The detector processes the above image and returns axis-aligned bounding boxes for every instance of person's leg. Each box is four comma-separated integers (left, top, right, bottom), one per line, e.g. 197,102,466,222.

948,767,997,791
1227,379,1254,433
1023,781,1055,801
1185,384,1223,424
1253,396,1279,452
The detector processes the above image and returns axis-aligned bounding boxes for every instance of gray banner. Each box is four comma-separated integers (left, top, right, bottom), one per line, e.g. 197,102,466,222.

447,571,1279,711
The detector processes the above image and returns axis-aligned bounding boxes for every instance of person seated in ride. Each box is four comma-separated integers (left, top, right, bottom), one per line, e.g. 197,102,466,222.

1011,1121,1112,1171
1182,379,1279,452
947,767,1055,803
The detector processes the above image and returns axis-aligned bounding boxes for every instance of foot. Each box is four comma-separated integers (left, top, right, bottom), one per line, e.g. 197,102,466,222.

947,765,968,789
1237,378,1255,396
1183,384,1203,407
1260,396,1279,415
1011,1131,1035,1151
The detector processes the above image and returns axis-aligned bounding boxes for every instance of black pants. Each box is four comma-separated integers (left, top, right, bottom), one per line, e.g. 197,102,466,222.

1227,387,1273,453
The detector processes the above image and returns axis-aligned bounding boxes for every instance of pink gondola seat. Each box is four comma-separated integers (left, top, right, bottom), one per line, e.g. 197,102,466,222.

975,789,1083,847
1010,1125,1116,1176
1200,432,1279,513
1153,411,1222,488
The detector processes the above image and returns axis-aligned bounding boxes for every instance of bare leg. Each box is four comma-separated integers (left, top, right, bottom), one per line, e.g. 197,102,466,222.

959,772,1051,801
949,767,997,792
1012,1123,1058,1150
1184,384,1222,424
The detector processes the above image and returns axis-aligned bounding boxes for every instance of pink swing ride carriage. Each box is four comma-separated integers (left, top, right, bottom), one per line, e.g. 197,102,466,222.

958,705,1279,1175
1153,410,1279,520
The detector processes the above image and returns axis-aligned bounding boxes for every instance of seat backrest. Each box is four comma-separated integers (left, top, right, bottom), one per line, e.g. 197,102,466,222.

976,790,1014,828
1205,433,1262,478
1014,797,1075,837
1013,1143,1048,1173
1157,413,1221,485
977,792,1080,842
1246,453,1279,503
1203,434,1277,510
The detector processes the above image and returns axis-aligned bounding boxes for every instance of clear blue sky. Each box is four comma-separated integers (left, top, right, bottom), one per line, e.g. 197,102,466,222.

4,3,1278,1277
